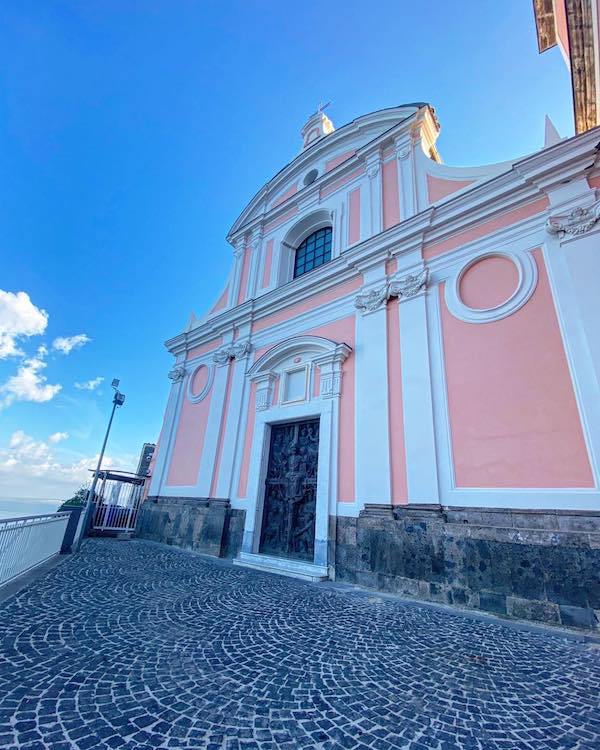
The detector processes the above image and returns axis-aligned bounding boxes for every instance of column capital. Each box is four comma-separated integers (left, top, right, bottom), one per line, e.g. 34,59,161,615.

213,340,252,366
354,284,389,315
168,364,186,383
546,197,600,239
389,268,428,302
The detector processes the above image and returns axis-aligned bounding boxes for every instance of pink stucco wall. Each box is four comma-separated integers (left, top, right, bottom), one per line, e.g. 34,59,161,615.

588,173,600,189
460,255,519,310
264,207,298,233
186,337,222,360
348,188,361,246
190,365,210,397
270,184,298,209
554,0,570,61
252,276,362,333
166,386,213,486
427,174,474,203
440,250,593,488
382,158,400,230
236,242,252,305
271,376,280,405
320,166,366,200
209,361,235,497
424,197,549,260
313,366,320,397
386,298,408,504
325,150,356,172
261,239,273,289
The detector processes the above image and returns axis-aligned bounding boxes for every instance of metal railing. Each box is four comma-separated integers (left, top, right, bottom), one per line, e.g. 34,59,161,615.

0,512,71,587
92,470,145,533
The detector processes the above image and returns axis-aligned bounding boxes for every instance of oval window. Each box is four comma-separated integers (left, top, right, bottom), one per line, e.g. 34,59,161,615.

304,169,318,187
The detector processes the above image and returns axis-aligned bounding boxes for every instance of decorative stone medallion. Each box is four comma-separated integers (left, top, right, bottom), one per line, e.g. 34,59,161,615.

445,250,537,324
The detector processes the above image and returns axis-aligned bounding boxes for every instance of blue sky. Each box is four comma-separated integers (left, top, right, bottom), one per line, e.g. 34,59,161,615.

0,0,573,500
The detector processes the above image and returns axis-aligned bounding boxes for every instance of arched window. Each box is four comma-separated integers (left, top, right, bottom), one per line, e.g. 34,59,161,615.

293,227,332,279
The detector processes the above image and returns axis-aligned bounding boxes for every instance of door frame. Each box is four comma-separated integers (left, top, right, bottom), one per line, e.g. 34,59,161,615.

242,398,336,570
258,416,321,561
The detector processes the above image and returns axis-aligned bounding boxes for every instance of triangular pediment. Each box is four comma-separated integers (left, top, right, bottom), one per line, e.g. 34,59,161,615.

228,104,430,240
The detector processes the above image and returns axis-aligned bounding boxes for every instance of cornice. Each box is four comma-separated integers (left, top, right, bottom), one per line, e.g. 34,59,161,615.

513,126,600,192
227,105,427,243
167,126,600,357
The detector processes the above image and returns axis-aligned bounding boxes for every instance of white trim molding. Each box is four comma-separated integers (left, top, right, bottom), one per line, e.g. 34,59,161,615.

240,398,336,571
249,336,352,411
444,249,538,324
186,363,215,403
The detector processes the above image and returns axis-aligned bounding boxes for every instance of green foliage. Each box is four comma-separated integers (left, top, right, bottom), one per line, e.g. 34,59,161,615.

58,485,88,511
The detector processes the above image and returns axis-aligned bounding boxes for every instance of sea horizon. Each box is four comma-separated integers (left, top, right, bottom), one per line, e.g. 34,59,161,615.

0,496,62,520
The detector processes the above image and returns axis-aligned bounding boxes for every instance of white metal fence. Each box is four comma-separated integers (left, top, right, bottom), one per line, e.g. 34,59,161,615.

92,471,145,533
0,512,71,587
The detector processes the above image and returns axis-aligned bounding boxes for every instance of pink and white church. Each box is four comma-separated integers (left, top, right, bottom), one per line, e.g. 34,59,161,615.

140,104,600,628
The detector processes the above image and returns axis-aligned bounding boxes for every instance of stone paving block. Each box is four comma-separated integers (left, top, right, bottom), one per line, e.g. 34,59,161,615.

0,539,598,750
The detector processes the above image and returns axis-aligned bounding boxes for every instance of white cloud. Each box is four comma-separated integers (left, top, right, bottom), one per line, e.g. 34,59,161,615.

0,430,132,500
75,376,104,391
48,431,69,443
0,352,61,409
0,290,48,359
52,334,90,355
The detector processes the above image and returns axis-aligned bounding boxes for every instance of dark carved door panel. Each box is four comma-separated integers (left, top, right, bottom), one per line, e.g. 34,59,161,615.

259,418,319,561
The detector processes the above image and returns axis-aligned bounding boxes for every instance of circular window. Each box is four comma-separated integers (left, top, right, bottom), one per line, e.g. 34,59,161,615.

304,169,318,187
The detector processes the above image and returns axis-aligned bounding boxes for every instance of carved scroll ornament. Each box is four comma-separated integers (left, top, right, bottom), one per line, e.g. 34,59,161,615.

354,268,428,314
389,268,428,299
168,364,186,383
354,285,389,313
546,200,600,237
212,340,252,365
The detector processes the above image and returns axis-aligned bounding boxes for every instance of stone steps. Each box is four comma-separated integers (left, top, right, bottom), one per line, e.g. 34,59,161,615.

234,551,328,582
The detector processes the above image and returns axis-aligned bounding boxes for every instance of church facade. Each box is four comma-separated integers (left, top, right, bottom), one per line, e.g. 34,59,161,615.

140,104,600,628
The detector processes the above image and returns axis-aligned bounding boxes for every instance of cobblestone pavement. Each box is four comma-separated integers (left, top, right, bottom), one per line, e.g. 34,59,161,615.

1,540,599,750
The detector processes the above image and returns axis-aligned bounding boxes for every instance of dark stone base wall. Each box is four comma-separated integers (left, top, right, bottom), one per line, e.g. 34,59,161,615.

137,496,245,559
334,504,600,630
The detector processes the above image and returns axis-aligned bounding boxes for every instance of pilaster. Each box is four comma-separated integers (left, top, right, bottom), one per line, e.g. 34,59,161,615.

366,153,383,236
149,363,186,496
395,136,416,219
246,229,263,301
397,267,440,503
194,335,250,494
543,180,600,485
229,237,246,307
354,265,392,505
215,329,253,498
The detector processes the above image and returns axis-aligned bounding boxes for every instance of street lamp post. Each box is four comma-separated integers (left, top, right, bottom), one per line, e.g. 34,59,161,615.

75,379,126,551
